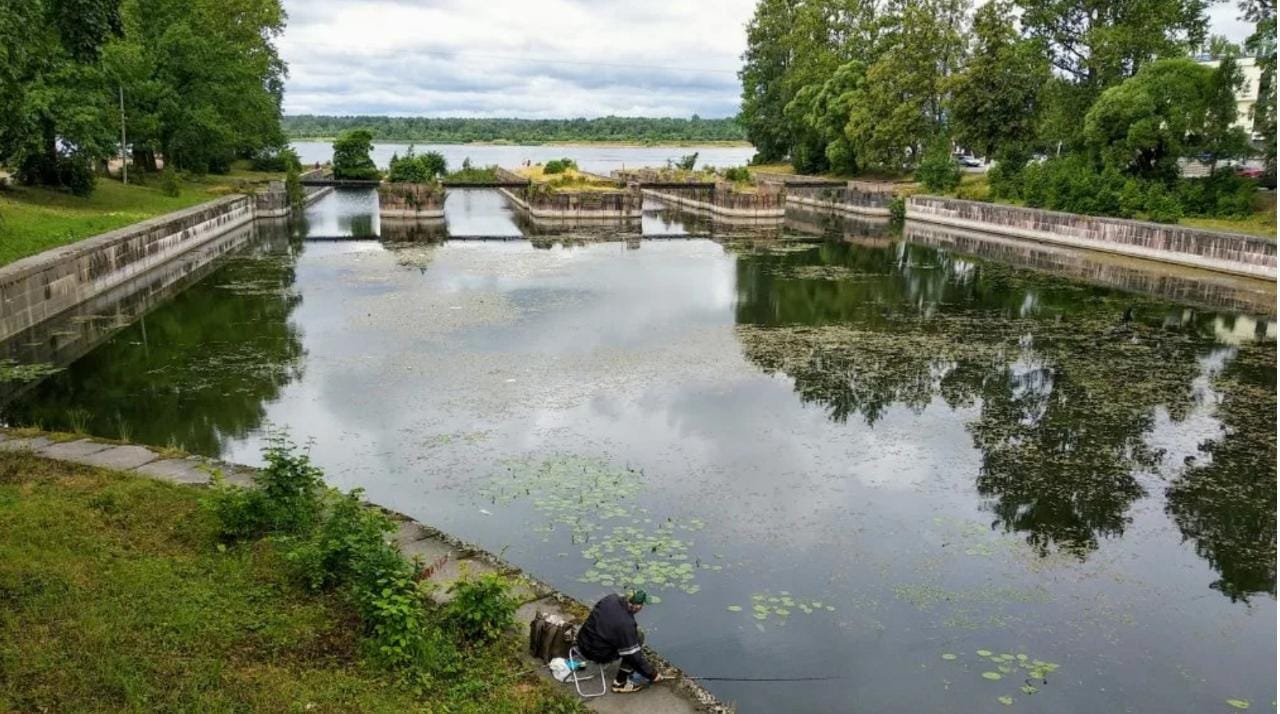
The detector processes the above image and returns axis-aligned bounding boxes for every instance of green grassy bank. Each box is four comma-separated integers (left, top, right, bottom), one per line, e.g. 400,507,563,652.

0,450,579,713
0,167,282,267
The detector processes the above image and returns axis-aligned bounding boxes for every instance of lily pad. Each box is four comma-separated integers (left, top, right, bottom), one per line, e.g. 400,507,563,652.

1226,700,1250,710
997,696,1014,706
941,653,958,661
1020,685,1039,695
727,605,743,612
976,650,993,657
981,672,1003,681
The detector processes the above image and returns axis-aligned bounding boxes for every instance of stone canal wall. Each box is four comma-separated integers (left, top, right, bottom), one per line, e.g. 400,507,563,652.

498,167,643,219
642,182,786,219
0,430,730,714
377,182,446,219
907,195,1277,279
786,182,894,217
0,195,256,342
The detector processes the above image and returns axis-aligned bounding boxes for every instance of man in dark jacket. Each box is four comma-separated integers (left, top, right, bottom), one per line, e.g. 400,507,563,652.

575,590,665,693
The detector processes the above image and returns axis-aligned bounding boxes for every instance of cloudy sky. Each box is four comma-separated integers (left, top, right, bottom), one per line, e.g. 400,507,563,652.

278,0,1255,118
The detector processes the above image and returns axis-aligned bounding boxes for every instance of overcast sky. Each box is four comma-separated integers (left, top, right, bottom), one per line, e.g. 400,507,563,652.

278,0,1256,118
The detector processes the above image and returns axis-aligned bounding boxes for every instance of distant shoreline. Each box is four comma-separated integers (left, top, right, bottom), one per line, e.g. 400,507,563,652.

288,137,753,148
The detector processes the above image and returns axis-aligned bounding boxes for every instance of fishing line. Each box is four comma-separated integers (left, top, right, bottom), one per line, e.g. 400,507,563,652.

682,674,844,682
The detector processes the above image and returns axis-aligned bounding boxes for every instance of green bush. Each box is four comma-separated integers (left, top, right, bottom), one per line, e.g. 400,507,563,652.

915,138,962,193
543,158,578,174
722,166,752,182
672,152,699,171
1146,184,1184,223
888,195,906,222
285,164,303,210
205,433,326,540
285,488,398,591
332,129,380,180
159,167,181,198
251,147,302,172
444,572,519,644
388,147,447,183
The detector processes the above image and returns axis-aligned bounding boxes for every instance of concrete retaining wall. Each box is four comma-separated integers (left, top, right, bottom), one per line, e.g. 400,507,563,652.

0,196,258,341
643,182,786,219
377,183,446,219
787,182,893,217
907,195,1277,279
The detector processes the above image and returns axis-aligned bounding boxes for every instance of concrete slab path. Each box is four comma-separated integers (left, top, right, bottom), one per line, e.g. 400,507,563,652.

1,431,728,713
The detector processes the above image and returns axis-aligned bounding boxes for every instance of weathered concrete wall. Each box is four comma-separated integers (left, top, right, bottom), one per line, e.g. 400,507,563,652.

907,195,1277,279
644,182,786,219
0,195,258,341
787,182,893,217
377,182,446,218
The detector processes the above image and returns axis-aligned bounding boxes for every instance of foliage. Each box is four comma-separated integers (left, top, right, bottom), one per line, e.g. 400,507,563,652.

1242,0,1276,185
251,147,301,173
949,2,1050,158
444,572,520,644
722,166,752,182
671,152,699,171
205,433,325,540
284,488,398,591
387,146,447,183
283,115,745,143
331,129,379,180
444,159,499,183
888,195,906,222
915,137,963,192
159,166,180,197
285,163,302,210
543,158,578,174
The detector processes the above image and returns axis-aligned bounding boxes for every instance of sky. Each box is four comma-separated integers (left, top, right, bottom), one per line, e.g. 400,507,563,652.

277,0,1256,119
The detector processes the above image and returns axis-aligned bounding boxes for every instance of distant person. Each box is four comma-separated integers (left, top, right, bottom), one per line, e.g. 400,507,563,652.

575,590,665,693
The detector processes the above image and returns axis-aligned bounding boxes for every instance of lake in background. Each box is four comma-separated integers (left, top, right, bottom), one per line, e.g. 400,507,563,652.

2,153,1275,712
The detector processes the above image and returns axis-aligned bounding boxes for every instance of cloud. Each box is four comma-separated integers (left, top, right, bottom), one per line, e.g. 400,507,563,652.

279,0,1257,118
278,0,752,117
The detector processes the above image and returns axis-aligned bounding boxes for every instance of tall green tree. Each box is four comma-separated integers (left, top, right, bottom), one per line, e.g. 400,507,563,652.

1201,54,1253,173
331,129,378,180
1241,0,1276,184
843,0,969,170
739,0,798,163
0,0,122,193
948,2,1050,159
1083,58,1217,178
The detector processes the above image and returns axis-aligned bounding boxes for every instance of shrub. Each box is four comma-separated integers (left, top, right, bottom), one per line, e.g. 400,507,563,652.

543,158,578,174
888,195,906,222
251,147,302,173
388,147,447,183
285,488,399,591
1146,184,1184,223
205,433,326,540
332,129,380,180
444,572,519,643
159,167,181,197
722,166,752,182
987,149,1029,200
672,152,699,171
915,138,962,193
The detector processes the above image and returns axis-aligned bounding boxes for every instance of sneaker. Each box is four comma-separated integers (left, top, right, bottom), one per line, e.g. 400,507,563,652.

611,680,643,694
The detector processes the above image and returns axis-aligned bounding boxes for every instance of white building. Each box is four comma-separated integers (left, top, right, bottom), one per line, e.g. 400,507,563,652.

1196,55,1266,139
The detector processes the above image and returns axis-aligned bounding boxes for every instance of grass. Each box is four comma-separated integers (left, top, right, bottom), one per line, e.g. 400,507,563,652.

516,165,624,192
0,164,283,266
0,451,581,713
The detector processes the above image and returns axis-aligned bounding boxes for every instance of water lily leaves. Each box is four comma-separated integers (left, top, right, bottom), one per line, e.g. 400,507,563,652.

1020,685,1039,695
997,696,1014,706
727,605,743,612
941,653,958,661
1226,700,1250,710
982,672,1003,681
754,612,769,620
977,650,994,657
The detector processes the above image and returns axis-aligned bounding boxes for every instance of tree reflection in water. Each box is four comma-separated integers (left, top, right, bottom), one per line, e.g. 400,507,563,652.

733,238,1274,597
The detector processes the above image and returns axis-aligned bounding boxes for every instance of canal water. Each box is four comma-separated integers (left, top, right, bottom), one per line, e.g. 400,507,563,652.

2,183,1275,713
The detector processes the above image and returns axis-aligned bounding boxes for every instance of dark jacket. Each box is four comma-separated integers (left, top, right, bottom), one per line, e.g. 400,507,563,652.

575,594,655,678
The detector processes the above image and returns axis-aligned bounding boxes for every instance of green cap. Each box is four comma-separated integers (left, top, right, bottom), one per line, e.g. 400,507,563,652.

628,589,648,605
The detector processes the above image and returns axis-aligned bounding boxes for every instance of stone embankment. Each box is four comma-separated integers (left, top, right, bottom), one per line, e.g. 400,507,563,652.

377,182,446,219
0,184,324,343
0,430,729,714
907,195,1277,279
786,181,895,217
497,168,643,220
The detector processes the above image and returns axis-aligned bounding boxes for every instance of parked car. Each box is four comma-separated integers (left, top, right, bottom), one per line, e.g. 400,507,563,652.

958,155,982,168
1236,166,1264,179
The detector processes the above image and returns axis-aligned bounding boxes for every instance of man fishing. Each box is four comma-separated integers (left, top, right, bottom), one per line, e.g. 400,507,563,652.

575,589,666,694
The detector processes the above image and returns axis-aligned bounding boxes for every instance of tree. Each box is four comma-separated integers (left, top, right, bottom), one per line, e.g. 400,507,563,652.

1241,0,1276,185
331,129,378,180
1201,54,1253,173
739,0,798,163
1083,58,1216,178
843,0,969,170
387,146,446,183
915,135,962,191
0,0,123,194
948,2,1051,159
785,60,866,174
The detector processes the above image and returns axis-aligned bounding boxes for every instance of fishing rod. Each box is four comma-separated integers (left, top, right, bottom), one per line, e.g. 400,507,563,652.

680,674,843,682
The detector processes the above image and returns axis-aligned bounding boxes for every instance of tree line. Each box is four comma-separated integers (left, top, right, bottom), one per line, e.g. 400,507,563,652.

0,0,290,195
284,115,747,144
739,0,1276,218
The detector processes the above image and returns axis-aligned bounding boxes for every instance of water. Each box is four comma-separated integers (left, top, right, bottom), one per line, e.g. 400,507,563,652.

291,140,755,173
3,186,1275,713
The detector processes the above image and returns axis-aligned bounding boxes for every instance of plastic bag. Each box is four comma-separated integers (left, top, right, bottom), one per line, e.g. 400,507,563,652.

549,657,572,682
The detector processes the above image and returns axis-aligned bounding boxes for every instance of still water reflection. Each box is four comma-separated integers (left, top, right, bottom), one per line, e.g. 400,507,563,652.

2,189,1274,713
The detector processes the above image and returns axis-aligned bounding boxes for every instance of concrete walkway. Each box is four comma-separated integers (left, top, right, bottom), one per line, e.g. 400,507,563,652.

0,432,727,714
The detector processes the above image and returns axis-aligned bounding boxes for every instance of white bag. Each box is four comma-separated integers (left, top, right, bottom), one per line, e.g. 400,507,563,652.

549,657,572,682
